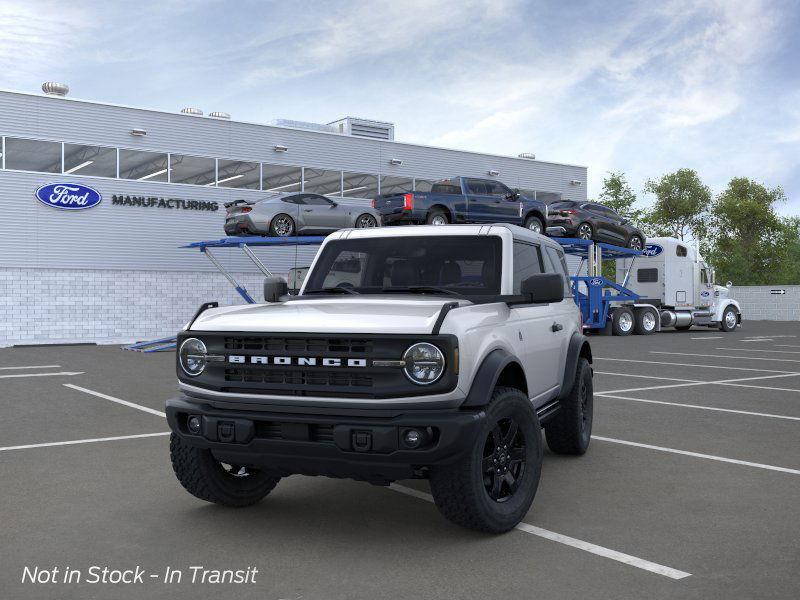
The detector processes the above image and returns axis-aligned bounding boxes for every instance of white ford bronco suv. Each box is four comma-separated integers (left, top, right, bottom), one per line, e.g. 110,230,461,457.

167,224,593,532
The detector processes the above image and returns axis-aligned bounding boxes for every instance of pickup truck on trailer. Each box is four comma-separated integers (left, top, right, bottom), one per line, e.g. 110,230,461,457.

373,177,549,234
166,224,593,533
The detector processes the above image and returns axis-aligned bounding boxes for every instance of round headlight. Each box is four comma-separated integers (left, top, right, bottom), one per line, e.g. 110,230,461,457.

179,338,207,377
403,342,445,385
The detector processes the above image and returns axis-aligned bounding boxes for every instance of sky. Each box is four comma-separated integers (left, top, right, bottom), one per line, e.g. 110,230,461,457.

1,0,799,213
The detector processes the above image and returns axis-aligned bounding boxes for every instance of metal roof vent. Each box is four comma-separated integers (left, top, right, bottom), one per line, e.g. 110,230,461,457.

328,117,395,141
208,111,230,119
42,82,69,96
518,152,536,160
180,107,204,116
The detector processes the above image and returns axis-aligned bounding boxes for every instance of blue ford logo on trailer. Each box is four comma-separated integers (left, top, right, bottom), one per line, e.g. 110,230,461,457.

641,243,663,257
588,278,603,286
35,183,102,210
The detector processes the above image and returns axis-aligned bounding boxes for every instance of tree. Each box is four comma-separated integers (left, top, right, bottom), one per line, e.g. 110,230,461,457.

706,177,792,285
598,171,643,227
642,169,711,241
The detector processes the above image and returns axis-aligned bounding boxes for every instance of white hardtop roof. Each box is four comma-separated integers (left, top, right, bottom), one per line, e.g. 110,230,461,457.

329,223,561,248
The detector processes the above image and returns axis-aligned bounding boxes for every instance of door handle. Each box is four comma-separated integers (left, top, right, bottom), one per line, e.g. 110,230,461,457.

303,209,313,212
551,323,563,332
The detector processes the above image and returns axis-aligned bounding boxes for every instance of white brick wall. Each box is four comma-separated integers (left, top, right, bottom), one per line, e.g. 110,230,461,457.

1,268,271,347
729,286,800,322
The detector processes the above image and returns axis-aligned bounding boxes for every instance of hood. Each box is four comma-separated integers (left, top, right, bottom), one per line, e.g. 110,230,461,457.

189,296,467,334
714,285,730,298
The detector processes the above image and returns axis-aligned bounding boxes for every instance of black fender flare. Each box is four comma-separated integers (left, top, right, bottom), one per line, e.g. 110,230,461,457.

463,348,524,407
558,332,592,400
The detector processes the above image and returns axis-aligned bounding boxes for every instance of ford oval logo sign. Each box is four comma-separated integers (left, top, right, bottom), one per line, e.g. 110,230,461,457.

700,290,710,297
589,278,603,286
35,183,102,210
642,244,663,257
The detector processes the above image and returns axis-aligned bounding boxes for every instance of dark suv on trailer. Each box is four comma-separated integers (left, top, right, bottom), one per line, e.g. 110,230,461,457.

546,200,646,249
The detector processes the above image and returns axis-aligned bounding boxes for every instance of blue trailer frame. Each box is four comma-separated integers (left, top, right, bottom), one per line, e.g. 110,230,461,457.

552,238,642,330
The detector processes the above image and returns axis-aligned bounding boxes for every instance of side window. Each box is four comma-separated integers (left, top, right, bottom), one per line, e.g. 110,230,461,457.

545,246,572,295
676,245,688,257
281,195,303,204
465,179,488,195
485,181,511,197
304,195,332,206
513,242,543,293
700,268,710,284
637,268,658,283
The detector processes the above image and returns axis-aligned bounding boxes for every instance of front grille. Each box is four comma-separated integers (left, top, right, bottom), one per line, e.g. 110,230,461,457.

254,421,335,443
223,336,373,355
224,367,373,388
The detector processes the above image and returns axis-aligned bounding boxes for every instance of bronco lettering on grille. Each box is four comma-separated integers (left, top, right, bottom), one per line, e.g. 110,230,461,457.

228,355,368,367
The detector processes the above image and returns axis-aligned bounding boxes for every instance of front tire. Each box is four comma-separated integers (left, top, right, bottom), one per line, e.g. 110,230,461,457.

170,434,280,507
429,387,542,533
269,213,295,237
524,215,544,234
719,306,738,332
576,222,593,240
355,213,378,228
545,358,593,455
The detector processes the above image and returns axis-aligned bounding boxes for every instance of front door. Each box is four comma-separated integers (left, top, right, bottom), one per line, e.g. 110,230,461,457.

300,195,348,232
464,179,495,223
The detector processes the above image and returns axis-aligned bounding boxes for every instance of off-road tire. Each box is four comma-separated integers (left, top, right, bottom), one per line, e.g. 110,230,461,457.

524,215,544,234
426,209,449,225
170,433,280,507
719,306,738,332
429,387,542,533
545,358,593,455
611,307,634,336
634,308,657,335
269,213,295,237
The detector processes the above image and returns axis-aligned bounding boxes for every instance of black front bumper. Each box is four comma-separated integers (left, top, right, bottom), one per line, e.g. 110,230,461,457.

166,396,485,483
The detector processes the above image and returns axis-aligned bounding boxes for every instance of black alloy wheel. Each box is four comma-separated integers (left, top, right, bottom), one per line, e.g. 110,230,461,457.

483,417,526,502
628,235,644,251
355,214,378,228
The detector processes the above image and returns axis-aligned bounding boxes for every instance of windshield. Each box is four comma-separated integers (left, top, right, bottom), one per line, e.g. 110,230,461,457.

303,236,502,299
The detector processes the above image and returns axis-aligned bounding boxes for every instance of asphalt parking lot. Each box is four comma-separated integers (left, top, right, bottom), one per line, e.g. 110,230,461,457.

2,321,799,600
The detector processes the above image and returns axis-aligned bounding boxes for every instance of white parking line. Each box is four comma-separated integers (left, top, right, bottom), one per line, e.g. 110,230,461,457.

596,372,800,395
690,336,723,340
595,357,797,374
592,436,800,476
0,432,170,453
388,484,691,580
0,364,61,370
716,348,800,354
0,371,84,379
650,351,800,363
64,384,166,418
595,371,700,383
597,394,800,422
776,345,800,349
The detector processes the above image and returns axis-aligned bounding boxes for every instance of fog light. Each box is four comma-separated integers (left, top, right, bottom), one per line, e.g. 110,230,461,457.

403,429,422,448
187,415,202,434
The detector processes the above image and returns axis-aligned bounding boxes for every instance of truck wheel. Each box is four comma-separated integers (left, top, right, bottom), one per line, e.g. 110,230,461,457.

169,433,280,507
429,387,542,533
634,308,657,335
524,215,544,234
426,209,449,225
719,306,738,332
545,358,593,455
269,214,295,237
611,307,634,336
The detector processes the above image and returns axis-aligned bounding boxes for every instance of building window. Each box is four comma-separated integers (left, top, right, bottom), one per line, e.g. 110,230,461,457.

217,159,260,189
342,172,378,198
170,154,216,186
4,138,61,173
304,168,342,196
262,163,302,192
119,149,169,182
63,144,117,177
379,175,413,195
414,178,436,192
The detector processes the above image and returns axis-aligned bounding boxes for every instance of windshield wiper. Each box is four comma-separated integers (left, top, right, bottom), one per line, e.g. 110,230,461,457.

303,287,359,295
381,286,463,298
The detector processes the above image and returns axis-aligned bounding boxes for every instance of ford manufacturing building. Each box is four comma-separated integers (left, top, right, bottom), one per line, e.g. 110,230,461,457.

0,85,588,347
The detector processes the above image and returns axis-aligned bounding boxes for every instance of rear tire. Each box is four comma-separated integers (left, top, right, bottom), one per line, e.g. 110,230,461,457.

170,434,280,507
545,358,593,455
524,215,544,234
627,235,644,251
634,308,657,335
269,213,295,237
355,213,378,228
576,222,593,240
426,209,449,225
611,307,634,336
429,387,542,533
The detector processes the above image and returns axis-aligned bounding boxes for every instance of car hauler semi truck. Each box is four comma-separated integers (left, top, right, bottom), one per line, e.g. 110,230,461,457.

614,237,741,334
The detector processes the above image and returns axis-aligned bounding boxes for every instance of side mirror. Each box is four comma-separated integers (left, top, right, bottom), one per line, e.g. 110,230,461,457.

509,273,564,304
329,201,338,208
264,276,288,302
726,281,732,288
